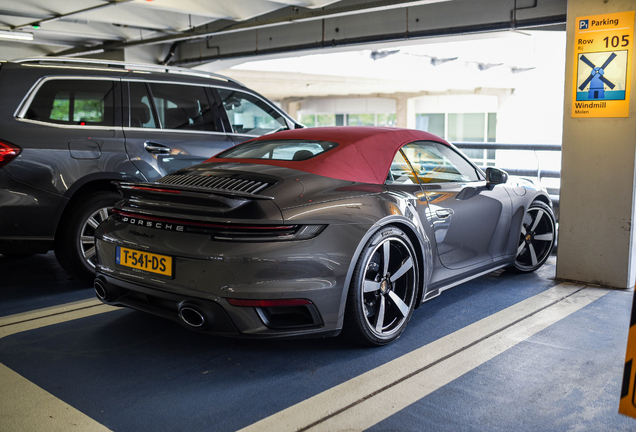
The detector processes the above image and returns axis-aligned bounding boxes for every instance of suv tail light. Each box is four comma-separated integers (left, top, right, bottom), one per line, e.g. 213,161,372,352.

0,140,20,169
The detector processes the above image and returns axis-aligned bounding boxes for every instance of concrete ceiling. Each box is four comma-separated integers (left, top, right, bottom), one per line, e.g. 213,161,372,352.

0,0,566,67
0,0,340,58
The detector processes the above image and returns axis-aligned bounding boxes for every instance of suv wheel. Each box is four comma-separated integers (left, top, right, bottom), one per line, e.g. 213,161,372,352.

55,191,121,281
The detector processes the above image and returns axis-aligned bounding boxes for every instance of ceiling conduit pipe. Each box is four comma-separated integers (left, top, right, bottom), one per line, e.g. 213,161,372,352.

52,0,454,57
511,0,538,28
163,41,179,65
12,0,134,31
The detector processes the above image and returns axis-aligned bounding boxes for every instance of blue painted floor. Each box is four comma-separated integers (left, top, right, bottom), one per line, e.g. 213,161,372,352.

0,252,93,317
1,253,634,431
369,289,635,432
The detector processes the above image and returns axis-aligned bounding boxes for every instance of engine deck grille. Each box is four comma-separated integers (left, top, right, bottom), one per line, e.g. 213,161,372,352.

157,174,271,194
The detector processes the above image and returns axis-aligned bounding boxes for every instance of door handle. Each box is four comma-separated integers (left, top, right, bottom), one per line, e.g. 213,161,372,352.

144,141,171,154
435,209,452,219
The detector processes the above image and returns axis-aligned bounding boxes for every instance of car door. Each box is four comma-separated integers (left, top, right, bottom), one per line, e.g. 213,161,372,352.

215,87,293,145
14,77,128,194
400,141,513,270
123,81,235,182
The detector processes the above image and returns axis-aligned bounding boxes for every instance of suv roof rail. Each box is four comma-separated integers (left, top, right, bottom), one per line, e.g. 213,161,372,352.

12,57,244,87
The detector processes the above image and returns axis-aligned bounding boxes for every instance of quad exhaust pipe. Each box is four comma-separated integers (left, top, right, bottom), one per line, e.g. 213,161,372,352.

94,277,213,330
178,305,207,328
94,278,121,303
94,279,107,301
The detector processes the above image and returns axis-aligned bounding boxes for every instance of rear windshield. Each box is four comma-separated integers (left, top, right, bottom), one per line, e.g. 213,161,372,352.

217,139,338,161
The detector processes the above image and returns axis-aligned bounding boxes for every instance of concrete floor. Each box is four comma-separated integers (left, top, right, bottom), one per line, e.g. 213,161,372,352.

0,252,635,431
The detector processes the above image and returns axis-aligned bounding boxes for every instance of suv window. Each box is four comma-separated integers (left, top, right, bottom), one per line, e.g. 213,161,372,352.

25,79,117,126
401,141,481,183
128,82,158,128
128,82,220,132
218,89,287,135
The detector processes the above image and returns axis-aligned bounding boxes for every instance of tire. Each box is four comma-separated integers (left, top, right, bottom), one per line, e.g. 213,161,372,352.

54,191,121,281
343,226,419,346
513,200,556,272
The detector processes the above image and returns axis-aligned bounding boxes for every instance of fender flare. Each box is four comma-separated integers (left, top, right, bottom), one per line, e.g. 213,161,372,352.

333,213,434,333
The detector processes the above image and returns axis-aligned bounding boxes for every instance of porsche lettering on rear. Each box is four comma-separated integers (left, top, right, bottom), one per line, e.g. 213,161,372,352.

119,216,185,232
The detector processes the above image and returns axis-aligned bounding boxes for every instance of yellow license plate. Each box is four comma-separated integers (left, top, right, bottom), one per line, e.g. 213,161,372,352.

116,246,173,277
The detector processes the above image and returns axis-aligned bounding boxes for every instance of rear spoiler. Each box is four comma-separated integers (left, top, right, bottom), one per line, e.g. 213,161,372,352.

115,181,275,201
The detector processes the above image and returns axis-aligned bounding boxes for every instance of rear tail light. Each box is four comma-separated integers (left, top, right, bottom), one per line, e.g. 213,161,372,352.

112,209,326,242
211,223,325,241
0,140,20,169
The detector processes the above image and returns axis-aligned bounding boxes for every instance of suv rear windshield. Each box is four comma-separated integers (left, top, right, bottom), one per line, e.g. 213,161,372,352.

217,139,338,161
24,79,117,126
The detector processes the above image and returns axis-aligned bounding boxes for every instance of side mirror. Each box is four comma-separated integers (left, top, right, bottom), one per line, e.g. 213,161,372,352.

486,167,509,186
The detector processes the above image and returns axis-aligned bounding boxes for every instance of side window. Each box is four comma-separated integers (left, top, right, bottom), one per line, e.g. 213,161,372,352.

217,89,287,135
147,83,219,132
401,141,481,183
386,150,419,185
128,82,157,128
25,79,116,126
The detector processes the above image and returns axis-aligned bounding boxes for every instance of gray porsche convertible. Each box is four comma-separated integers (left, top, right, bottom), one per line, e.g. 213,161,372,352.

94,126,555,346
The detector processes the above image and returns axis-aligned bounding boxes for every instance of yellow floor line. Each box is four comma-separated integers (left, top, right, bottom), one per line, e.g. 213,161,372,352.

0,298,104,327
0,299,118,432
0,299,117,340
0,363,113,432
239,283,608,432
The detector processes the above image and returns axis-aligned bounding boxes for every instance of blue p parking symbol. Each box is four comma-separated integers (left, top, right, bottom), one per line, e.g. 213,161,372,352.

579,19,589,30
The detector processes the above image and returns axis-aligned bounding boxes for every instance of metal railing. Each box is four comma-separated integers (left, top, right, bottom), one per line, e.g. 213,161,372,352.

453,142,562,209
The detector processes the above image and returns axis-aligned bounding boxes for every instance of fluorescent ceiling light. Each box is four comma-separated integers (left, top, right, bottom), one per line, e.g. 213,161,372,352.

0,30,34,41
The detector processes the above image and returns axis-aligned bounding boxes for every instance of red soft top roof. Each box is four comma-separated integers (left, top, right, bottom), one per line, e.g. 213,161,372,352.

208,126,448,184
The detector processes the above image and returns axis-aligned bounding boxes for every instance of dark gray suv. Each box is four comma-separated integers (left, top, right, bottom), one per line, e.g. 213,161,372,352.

0,57,300,280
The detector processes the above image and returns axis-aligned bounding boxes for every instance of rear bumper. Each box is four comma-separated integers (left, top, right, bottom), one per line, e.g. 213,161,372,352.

94,273,339,339
94,274,239,335
93,211,372,338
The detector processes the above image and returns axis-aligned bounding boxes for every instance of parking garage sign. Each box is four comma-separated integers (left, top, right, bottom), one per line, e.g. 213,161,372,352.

573,11,634,118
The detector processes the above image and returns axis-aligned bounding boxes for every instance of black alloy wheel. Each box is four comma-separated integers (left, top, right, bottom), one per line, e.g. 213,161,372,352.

55,191,121,281
344,226,419,346
514,200,556,272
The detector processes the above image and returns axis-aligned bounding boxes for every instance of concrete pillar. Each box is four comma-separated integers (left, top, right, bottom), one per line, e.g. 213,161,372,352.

395,95,408,128
556,0,636,288
281,99,301,122
395,94,416,129
406,97,416,129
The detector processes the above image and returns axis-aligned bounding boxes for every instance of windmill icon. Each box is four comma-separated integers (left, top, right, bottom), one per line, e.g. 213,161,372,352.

578,53,617,99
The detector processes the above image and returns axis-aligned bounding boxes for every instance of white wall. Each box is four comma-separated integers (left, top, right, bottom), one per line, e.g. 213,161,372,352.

411,94,499,113
496,32,567,145
298,97,396,115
